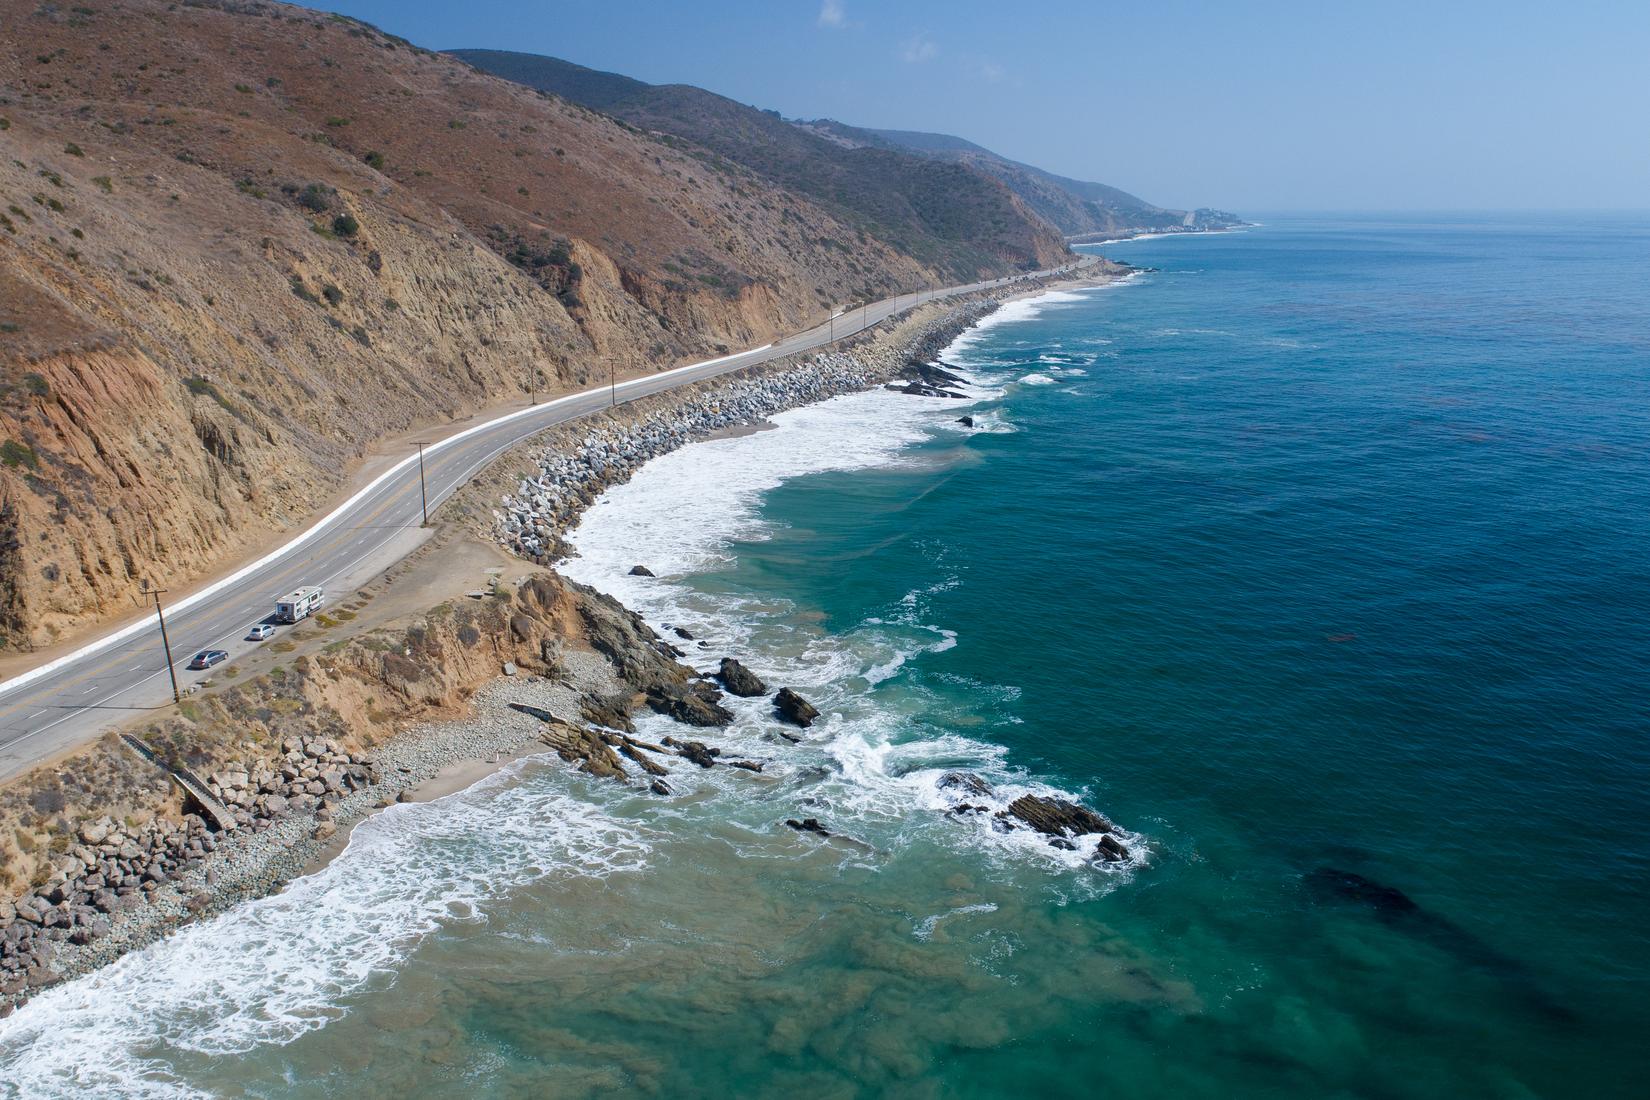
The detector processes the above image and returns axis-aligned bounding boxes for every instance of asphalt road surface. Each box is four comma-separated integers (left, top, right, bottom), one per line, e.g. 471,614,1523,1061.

0,259,1096,781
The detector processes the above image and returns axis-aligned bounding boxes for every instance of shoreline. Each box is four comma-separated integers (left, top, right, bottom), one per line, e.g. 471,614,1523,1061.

0,263,1124,1018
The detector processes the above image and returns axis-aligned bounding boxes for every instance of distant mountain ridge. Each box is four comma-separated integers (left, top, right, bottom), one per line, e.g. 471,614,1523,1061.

448,50,1241,243
448,49,1071,281
799,120,1243,240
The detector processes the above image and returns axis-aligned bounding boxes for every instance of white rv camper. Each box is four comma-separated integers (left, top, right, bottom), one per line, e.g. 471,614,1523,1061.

274,586,325,623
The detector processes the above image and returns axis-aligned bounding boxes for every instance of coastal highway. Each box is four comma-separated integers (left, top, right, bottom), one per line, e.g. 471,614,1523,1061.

0,258,1098,782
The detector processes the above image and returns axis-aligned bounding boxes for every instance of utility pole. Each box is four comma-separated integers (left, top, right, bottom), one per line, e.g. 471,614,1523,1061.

609,358,617,408
413,442,429,527
528,366,538,406
140,581,181,705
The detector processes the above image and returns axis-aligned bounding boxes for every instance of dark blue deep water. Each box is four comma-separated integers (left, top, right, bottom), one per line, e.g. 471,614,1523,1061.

724,213,1650,1096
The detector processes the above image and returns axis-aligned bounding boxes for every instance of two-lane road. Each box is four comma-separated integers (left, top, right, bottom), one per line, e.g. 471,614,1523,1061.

0,259,1096,781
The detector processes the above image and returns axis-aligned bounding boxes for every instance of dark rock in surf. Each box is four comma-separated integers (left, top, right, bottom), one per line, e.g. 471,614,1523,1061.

1002,795,1114,838
664,737,720,769
773,688,820,728
886,381,967,399
628,565,655,577
729,760,764,773
1094,834,1130,863
957,415,975,428
784,818,830,837
646,681,733,727
902,361,968,387
938,771,993,797
716,658,768,697
649,779,672,796
673,626,695,640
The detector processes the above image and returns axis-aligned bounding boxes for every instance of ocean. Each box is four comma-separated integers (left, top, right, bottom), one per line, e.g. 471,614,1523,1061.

3,213,1646,1097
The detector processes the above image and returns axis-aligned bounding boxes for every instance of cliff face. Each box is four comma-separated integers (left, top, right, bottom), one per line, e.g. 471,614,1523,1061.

0,0,1053,650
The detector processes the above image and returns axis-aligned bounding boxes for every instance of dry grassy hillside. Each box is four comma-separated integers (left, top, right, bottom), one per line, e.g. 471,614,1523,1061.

0,0,1037,650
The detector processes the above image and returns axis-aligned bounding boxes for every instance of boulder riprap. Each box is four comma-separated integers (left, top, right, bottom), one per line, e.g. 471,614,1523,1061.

716,658,768,697
492,301,1002,566
773,688,820,728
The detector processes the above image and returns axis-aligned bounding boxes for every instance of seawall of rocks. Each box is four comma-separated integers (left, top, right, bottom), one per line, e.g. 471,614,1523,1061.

491,299,999,562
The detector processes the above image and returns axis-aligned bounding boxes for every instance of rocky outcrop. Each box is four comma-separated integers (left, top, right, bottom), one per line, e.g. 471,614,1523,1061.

1002,795,1113,838
716,658,767,698
773,688,820,729
664,737,720,769
539,720,628,780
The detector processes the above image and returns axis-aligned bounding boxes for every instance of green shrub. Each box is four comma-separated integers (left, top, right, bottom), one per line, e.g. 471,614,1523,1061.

234,83,252,94
363,150,385,170
22,373,48,397
0,440,39,469
331,213,359,238
325,116,350,128
321,283,343,306
296,183,330,213
63,142,84,156
91,175,112,193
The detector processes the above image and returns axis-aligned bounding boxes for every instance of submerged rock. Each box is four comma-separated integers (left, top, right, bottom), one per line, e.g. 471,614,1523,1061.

716,657,768,697
773,687,819,728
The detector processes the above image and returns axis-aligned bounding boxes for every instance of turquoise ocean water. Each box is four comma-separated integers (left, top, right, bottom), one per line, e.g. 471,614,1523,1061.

2,214,1646,1097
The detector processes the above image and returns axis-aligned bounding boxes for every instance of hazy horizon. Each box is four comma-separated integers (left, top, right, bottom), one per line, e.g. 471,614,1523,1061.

311,0,1648,215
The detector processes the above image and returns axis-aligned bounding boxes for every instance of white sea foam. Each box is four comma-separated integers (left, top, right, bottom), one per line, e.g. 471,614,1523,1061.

1018,373,1058,386
913,903,999,942
560,356,1145,889
0,765,649,1097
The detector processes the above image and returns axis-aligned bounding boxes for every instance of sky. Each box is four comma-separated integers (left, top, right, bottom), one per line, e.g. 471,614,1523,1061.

311,0,1648,212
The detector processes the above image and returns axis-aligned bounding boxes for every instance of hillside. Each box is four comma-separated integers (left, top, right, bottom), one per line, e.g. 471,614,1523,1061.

802,121,1245,240
0,0,1046,651
447,50,1072,279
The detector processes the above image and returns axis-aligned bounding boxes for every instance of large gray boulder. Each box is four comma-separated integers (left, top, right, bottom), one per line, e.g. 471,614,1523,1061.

773,688,819,728
716,658,767,698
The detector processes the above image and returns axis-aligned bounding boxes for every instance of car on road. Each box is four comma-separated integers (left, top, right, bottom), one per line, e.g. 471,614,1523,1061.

186,649,229,670
246,624,276,641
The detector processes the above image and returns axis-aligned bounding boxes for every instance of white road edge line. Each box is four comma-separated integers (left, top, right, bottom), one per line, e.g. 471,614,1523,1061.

0,264,1076,705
